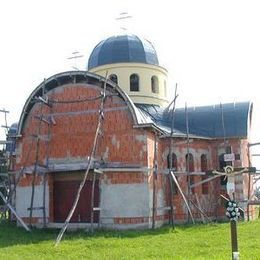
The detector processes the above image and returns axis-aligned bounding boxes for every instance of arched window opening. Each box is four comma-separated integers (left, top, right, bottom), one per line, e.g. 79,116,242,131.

186,153,195,193
151,76,159,93
186,153,194,172
164,80,167,97
201,154,209,194
130,74,139,91
167,153,177,171
219,153,228,187
201,154,207,172
109,74,118,84
167,153,178,195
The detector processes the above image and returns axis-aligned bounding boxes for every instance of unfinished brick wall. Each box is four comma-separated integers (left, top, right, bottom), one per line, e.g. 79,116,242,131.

154,137,251,222
16,84,150,169
15,82,154,226
14,78,252,227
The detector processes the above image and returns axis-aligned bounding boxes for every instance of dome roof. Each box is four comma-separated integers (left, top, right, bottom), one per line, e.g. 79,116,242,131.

88,34,159,70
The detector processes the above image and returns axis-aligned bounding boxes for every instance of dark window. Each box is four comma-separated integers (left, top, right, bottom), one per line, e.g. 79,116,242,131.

235,154,240,160
219,153,228,186
225,146,232,154
151,76,159,93
167,153,178,195
167,153,177,171
130,74,139,91
186,153,194,172
186,153,195,193
201,154,207,172
200,154,209,194
109,74,118,84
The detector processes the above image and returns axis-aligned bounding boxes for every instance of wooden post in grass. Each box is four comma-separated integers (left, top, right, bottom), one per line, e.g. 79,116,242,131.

230,220,239,260
226,191,240,259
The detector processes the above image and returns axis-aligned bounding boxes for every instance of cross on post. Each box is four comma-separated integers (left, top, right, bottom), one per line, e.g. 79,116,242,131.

209,165,256,260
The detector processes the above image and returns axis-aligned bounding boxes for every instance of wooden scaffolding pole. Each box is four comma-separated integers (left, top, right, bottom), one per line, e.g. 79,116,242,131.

0,191,31,232
185,103,192,223
90,172,97,233
170,171,194,223
168,84,178,228
55,72,108,246
152,132,158,229
29,99,44,227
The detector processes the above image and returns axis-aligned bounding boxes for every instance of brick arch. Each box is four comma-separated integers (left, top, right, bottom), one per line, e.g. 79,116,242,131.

17,71,141,135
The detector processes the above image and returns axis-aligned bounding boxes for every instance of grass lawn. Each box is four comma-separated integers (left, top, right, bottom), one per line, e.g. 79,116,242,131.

0,220,259,259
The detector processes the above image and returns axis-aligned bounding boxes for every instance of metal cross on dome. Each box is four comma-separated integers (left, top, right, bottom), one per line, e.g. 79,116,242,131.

67,51,84,71
115,12,132,31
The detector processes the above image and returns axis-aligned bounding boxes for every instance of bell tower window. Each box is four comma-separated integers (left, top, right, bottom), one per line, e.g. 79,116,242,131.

151,76,159,93
130,74,139,92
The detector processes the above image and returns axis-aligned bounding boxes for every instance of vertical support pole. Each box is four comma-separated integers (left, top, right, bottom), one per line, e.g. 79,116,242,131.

152,132,157,229
247,144,252,221
247,174,251,221
168,84,178,228
90,172,96,233
168,173,175,227
29,135,40,227
185,103,191,223
43,173,47,227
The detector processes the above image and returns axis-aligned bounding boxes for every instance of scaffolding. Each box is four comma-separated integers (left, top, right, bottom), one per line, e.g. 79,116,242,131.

0,109,30,231
0,108,13,221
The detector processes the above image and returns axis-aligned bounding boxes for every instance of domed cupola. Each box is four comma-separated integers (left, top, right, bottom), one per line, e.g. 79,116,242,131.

88,34,159,69
87,34,169,107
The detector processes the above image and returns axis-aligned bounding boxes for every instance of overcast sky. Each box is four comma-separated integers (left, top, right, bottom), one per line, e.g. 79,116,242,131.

1,0,260,159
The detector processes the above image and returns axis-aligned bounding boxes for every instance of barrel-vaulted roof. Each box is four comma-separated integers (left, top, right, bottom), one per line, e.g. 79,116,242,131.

136,102,253,139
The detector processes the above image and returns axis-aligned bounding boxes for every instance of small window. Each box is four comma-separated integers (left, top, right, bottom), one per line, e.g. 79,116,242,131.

167,153,178,195
164,80,167,97
151,76,159,93
219,153,228,186
235,154,240,160
201,154,207,172
109,74,118,84
201,154,209,194
130,74,139,91
167,153,177,171
186,153,194,172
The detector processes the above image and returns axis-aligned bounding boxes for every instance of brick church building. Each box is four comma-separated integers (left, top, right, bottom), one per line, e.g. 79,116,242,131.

14,34,253,229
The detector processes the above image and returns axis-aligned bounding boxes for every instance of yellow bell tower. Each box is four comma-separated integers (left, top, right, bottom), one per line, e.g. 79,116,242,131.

87,34,169,107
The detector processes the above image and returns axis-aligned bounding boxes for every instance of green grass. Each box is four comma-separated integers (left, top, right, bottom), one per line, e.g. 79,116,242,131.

0,220,260,259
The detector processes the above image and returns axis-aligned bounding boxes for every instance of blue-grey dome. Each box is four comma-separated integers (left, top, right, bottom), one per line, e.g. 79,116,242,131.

88,34,159,70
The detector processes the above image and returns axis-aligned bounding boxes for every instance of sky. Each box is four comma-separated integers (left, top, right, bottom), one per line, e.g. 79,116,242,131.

0,0,260,164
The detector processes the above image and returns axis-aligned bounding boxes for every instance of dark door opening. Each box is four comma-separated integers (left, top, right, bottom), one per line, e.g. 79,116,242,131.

53,180,99,223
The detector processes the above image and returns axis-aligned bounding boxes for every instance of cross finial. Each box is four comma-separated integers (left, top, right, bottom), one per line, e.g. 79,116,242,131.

115,12,132,31
67,51,84,70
